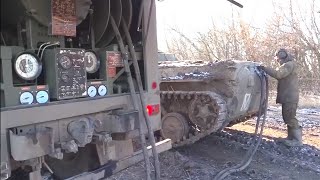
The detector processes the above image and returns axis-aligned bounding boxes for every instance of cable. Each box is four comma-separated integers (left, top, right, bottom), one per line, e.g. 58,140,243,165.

1,32,6,46
37,42,51,57
40,42,60,62
213,67,269,180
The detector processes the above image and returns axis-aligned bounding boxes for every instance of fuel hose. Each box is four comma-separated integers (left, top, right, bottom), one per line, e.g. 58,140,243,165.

213,67,269,180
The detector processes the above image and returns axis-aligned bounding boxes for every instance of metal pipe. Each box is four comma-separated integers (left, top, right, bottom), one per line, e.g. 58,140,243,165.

110,15,152,180
137,0,145,32
121,17,161,180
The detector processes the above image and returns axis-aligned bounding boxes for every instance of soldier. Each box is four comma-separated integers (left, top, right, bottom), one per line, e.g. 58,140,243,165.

259,48,302,147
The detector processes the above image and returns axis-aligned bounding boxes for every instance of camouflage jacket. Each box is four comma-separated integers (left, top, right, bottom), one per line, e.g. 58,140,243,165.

264,61,299,104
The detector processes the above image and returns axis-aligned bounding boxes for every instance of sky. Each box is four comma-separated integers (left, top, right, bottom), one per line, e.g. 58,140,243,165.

155,0,319,52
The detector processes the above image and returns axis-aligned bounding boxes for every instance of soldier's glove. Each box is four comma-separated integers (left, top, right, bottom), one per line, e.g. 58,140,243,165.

257,65,265,71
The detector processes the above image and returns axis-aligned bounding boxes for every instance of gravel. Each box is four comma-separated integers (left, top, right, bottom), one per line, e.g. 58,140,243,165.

107,107,320,180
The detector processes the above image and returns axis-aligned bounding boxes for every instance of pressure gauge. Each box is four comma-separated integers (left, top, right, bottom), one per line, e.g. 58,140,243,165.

59,55,72,69
87,86,97,97
19,92,34,105
98,85,107,96
85,51,100,73
14,52,41,80
36,91,49,104
61,74,69,83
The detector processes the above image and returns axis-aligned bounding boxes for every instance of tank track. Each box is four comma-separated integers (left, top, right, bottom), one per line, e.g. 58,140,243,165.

160,91,228,148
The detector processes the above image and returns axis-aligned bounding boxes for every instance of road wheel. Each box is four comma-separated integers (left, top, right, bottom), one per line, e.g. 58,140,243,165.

160,112,189,143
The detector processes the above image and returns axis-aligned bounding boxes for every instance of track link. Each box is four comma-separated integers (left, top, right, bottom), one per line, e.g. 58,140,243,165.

160,91,227,148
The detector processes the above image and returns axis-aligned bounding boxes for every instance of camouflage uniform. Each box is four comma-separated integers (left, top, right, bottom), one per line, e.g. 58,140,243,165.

262,49,302,147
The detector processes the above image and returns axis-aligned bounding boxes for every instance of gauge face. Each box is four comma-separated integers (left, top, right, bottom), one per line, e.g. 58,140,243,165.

14,53,40,80
61,74,69,83
98,85,107,96
59,55,72,69
36,91,49,104
19,92,34,105
85,51,100,73
87,86,97,97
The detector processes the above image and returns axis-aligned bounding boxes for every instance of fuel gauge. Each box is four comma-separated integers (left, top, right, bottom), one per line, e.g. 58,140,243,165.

19,92,34,105
36,91,49,104
98,85,107,96
87,86,97,97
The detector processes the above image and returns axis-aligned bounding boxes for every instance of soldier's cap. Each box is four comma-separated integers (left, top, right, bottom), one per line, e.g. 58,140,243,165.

275,48,288,60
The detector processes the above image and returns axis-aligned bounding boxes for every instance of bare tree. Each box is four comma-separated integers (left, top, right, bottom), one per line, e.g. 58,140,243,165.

165,0,319,78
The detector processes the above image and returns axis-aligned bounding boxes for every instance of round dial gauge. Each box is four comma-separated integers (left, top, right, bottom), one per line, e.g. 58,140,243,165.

87,86,97,97
98,85,107,96
85,51,100,73
36,91,49,104
19,92,34,105
59,55,72,69
14,53,41,80
61,74,69,83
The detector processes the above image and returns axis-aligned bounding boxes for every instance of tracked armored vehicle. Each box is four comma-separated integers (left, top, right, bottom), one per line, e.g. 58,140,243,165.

159,60,265,147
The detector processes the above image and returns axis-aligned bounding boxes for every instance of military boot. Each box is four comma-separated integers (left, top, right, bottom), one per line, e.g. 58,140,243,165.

283,126,303,147
278,125,293,142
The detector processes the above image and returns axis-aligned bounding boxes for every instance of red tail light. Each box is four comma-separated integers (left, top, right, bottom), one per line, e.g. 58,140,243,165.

152,81,157,89
146,104,160,116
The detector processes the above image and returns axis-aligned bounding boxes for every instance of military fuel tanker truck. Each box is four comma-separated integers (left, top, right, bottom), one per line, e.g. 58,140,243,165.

1,0,171,179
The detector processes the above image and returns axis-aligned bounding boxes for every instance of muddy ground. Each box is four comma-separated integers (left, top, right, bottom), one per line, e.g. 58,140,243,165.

107,104,320,180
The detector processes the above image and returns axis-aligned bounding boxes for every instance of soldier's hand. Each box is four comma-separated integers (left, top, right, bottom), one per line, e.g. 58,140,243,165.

257,65,265,71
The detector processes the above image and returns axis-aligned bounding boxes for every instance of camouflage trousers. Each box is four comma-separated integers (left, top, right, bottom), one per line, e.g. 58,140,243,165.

282,103,300,128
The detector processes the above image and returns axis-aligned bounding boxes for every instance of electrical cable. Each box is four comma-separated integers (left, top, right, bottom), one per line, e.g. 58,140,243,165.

40,42,60,62
213,67,269,180
1,32,7,46
37,42,51,57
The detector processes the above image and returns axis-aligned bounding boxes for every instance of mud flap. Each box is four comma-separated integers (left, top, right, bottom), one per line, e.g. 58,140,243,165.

66,139,172,180
9,127,54,161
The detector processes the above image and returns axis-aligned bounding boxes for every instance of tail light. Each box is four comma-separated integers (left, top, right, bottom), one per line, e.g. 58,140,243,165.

151,81,157,89
146,104,160,116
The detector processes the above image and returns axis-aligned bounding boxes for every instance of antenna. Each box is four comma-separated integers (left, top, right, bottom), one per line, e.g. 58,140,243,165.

226,0,244,8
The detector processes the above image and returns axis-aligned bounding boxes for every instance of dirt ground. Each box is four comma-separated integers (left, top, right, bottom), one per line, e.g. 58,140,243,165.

107,100,320,180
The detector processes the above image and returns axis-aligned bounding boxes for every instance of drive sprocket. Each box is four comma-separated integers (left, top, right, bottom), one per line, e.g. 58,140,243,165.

188,94,219,130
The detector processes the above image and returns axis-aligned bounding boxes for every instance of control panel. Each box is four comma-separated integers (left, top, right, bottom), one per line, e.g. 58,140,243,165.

1,85,50,107
44,48,87,100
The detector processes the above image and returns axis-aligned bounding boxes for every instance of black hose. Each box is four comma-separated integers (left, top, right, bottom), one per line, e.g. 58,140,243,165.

213,68,269,180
